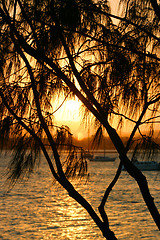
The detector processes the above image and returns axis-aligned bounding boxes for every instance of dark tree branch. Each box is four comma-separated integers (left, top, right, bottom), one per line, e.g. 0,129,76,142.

150,0,160,20
1,1,160,238
89,3,160,42
0,89,60,182
98,161,122,223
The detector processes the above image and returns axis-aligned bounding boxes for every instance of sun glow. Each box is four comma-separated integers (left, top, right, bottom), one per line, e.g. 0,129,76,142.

54,97,82,122
65,99,80,112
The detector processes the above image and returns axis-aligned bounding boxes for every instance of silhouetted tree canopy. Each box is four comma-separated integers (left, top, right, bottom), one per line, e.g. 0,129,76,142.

0,0,160,239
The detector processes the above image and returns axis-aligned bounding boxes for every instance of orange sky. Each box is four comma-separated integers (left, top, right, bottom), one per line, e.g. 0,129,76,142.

53,98,88,139
53,96,160,141
52,1,160,140
52,1,121,139
53,97,130,140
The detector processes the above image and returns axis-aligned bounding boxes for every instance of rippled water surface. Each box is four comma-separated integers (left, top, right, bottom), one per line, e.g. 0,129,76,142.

0,151,160,239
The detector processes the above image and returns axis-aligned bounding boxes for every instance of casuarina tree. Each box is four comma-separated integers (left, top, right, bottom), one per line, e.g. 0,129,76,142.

0,0,160,239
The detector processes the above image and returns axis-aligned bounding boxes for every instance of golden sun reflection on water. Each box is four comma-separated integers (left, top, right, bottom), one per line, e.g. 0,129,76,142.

47,193,96,240
1,153,160,240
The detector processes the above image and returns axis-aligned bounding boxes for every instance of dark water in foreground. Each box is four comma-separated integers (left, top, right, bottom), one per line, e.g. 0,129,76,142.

0,151,160,239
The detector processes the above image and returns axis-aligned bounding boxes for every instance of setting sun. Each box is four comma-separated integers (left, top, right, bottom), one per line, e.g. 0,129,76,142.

53,97,82,122
53,97,88,139
65,99,80,112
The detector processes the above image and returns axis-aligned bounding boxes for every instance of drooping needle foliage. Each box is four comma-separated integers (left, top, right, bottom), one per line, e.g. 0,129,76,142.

0,0,160,239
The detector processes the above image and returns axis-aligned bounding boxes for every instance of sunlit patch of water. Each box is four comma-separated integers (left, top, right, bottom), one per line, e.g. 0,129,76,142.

0,151,160,239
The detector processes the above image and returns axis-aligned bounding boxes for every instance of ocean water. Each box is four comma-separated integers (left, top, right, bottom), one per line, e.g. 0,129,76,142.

0,151,160,240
